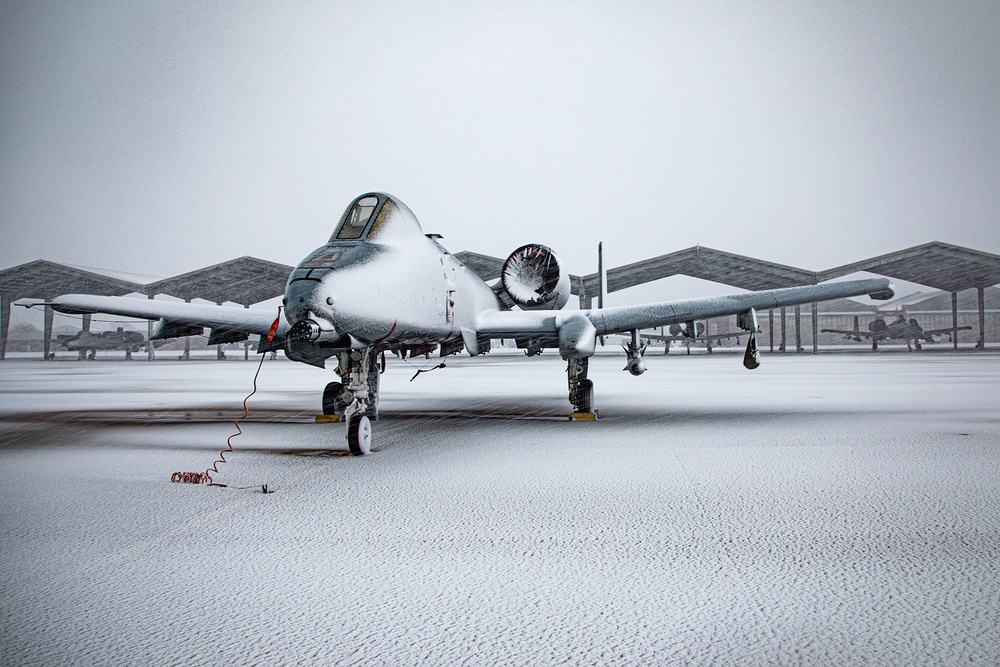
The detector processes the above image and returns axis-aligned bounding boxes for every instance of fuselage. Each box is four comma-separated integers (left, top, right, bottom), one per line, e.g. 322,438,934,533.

283,193,498,349
873,318,926,343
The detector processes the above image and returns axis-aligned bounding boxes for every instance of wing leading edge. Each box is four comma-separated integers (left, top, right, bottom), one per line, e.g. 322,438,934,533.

29,294,288,339
475,277,895,338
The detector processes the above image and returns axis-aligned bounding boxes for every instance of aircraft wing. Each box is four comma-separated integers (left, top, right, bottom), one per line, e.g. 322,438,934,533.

25,294,288,342
641,331,743,342
820,328,876,339
920,325,973,337
476,278,894,338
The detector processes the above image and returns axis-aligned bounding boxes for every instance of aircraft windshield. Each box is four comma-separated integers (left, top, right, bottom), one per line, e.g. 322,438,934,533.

301,249,343,268
336,196,379,240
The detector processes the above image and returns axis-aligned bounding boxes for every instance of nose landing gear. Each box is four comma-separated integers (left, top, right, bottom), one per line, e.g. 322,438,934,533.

319,347,381,454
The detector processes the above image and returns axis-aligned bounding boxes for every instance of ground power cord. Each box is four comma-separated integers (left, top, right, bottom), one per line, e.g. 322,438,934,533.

171,308,282,493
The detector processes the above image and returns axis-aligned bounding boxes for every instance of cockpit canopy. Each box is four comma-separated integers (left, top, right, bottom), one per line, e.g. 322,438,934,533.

330,193,423,244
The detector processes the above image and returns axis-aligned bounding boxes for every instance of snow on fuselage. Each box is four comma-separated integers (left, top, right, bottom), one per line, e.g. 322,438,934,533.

284,193,497,347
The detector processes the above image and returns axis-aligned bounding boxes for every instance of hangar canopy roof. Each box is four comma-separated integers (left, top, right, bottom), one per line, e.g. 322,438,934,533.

817,242,1000,293
4,242,999,308
453,252,504,282
0,260,141,301
143,256,293,304
580,246,817,298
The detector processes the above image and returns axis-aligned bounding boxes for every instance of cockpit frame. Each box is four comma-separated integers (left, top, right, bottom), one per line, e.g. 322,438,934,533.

331,194,385,242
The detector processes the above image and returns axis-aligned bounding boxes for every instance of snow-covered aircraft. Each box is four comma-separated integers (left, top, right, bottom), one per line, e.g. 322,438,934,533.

30,193,895,453
640,321,746,354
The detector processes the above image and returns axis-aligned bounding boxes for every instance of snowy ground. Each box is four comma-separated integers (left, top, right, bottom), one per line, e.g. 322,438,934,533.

1,351,998,666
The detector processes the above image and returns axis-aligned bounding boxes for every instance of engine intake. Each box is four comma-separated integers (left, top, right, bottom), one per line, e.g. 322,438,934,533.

501,244,571,310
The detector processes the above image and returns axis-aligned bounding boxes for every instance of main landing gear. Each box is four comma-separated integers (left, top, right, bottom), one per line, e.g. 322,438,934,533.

321,347,380,455
567,357,596,419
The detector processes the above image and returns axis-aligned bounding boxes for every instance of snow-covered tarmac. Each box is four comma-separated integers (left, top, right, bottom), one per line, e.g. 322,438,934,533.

2,350,998,665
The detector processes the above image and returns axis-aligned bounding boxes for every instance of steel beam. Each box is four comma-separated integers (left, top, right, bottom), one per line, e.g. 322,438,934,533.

795,305,802,353
952,291,959,350
780,307,787,352
0,296,9,360
811,302,818,354
768,309,774,352
43,305,53,360
978,286,986,349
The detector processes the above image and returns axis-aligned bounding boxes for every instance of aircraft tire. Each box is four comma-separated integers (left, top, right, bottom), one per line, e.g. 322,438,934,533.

322,382,346,415
576,379,593,413
347,416,372,455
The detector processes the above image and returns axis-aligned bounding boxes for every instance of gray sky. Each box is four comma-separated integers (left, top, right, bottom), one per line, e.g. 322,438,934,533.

3,1,999,299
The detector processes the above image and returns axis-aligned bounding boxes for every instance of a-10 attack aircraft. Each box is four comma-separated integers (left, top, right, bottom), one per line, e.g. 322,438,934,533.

31,193,895,454
641,321,746,354
57,327,145,360
823,315,971,351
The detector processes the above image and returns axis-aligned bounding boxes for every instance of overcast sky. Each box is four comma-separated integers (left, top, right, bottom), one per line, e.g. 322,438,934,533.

3,1,999,298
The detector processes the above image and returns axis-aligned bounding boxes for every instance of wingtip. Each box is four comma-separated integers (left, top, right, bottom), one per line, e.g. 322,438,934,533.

868,280,895,301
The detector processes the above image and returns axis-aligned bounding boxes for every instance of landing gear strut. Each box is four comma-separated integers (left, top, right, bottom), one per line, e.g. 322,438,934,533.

323,347,381,454
567,357,595,417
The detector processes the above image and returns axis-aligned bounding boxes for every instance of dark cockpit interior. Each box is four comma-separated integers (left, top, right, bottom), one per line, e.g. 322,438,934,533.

334,195,380,240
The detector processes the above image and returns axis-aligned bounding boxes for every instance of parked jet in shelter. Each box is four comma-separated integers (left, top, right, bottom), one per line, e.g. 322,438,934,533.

57,327,145,360
823,315,971,351
641,321,746,355
28,193,895,454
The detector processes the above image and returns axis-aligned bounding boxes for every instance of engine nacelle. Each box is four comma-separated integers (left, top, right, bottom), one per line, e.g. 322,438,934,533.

501,244,571,310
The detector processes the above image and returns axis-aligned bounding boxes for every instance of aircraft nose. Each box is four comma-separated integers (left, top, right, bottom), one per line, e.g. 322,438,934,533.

285,279,328,321
284,278,341,342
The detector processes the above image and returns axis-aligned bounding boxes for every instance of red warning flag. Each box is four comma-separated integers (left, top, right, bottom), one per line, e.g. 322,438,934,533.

265,309,282,343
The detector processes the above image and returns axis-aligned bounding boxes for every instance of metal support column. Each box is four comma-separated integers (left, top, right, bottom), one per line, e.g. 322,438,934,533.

77,313,92,359
779,307,787,352
180,298,191,360
43,305,54,360
951,291,959,350
145,295,155,361
577,275,591,311
0,296,10,360
216,301,225,360
811,302,818,354
794,305,802,353
977,286,986,349
183,299,191,360
768,309,774,352
244,304,250,360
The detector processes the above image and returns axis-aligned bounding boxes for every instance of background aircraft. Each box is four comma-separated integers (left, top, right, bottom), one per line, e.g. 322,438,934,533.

56,327,145,360
27,192,895,454
640,321,745,354
823,315,971,351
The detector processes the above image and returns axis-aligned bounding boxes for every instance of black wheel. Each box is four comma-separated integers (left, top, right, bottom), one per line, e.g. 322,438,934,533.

347,415,372,455
322,382,346,415
575,379,594,413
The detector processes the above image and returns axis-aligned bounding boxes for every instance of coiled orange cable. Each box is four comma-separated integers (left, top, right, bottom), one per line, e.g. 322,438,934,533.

172,308,282,486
